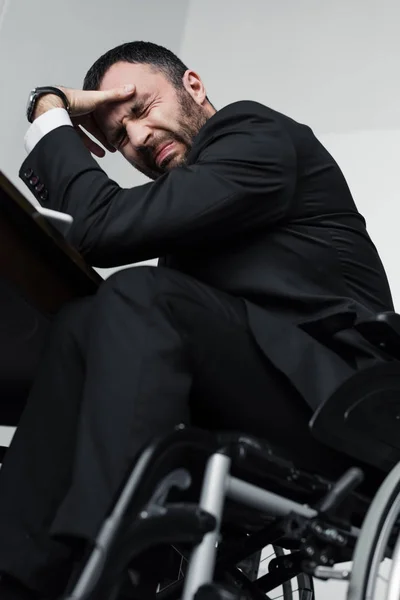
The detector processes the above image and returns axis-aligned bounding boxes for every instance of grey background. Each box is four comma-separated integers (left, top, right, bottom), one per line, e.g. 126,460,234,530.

1,2,399,596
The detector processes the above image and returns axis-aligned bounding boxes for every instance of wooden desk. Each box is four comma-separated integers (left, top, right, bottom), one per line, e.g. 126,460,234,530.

0,171,102,426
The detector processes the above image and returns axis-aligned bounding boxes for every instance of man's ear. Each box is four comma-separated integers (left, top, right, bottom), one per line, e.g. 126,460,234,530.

182,70,207,106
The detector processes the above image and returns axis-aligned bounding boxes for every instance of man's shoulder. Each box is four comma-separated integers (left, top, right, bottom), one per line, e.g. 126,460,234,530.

214,100,277,121
215,100,302,123
192,101,283,148
190,100,307,162
199,100,305,141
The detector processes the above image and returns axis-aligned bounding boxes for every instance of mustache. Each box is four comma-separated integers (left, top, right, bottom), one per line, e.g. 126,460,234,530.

136,144,160,165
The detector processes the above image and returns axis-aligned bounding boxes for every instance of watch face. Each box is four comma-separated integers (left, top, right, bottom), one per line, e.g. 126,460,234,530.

26,88,38,122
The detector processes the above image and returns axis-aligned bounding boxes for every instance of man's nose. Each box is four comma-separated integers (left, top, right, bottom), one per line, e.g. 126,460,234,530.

125,121,152,148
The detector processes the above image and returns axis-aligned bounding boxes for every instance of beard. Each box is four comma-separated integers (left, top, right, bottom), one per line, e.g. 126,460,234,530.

132,90,210,180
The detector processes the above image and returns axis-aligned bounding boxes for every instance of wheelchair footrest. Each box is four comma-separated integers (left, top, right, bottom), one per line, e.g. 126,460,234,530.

194,583,249,600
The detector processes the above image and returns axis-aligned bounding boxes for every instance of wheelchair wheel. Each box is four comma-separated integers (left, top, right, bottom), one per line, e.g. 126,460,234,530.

347,460,400,600
157,545,315,599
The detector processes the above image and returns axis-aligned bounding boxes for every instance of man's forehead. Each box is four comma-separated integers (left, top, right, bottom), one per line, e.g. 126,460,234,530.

98,61,162,91
95,62,158,131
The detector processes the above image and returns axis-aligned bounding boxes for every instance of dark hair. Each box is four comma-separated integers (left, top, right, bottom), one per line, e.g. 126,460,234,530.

83,41,189,91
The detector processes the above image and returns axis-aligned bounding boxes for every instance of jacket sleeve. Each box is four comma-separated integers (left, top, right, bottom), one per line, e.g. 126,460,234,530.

19,101,297,267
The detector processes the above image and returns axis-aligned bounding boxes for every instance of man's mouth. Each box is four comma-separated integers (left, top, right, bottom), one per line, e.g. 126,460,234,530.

155,142,175,166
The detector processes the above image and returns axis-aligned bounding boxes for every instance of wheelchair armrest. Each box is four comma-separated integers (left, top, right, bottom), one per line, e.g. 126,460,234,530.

355,311,400,360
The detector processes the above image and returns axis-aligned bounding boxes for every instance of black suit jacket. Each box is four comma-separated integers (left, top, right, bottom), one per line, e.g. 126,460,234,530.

20,101,394,409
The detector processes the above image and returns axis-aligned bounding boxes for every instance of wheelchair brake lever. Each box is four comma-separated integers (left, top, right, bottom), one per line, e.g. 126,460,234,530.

142,468,192,516
315,467,364,517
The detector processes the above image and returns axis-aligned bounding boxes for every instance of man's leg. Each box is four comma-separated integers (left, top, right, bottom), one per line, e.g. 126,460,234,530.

0,266,200,597
0,265,343,597
50,265,342,553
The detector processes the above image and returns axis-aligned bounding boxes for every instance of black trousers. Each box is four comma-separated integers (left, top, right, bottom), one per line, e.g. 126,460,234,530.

0,266,345,596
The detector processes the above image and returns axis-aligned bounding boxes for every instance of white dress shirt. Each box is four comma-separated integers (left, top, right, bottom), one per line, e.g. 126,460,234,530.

24,108,73,154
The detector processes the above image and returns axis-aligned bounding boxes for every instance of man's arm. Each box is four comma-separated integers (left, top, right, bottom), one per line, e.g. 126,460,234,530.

20,101,297,267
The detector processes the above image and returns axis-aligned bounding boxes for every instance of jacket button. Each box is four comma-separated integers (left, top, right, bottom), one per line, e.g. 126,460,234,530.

24,168,33,179
29,176,39,186
35,182,45,193
39,189,48,202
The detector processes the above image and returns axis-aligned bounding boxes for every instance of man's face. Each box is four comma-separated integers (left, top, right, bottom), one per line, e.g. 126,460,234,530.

95,62,211,180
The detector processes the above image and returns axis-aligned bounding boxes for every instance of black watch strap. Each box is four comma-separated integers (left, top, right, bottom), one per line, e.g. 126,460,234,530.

27,86,70,123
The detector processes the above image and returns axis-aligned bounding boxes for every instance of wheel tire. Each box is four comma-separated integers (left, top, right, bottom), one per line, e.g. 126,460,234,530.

296,571,315,600
273,546,314,600
347,460,400,600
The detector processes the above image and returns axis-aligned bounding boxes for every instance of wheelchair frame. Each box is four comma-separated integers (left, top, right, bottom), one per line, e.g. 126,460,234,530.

62,313,400,600
64,426,374,600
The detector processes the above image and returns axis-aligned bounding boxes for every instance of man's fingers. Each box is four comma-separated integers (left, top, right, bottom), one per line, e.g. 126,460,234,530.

81,84,135,110
101,84,135,103
66,84,135,116
75,126,105,158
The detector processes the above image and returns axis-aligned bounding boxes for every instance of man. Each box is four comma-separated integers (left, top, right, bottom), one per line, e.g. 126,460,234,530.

0,41,394,599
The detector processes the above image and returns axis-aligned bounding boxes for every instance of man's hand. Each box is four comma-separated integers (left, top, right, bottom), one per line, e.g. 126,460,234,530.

33,84,135,157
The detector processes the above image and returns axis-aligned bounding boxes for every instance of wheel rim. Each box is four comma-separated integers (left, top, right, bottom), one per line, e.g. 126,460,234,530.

365,492,400,600
348,460,400,600
386,529,400,600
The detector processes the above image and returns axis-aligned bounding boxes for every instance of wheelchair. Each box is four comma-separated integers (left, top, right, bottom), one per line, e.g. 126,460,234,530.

60,311,400,600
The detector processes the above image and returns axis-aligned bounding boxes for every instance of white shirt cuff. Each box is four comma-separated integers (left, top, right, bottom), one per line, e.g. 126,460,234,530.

24,108,73,154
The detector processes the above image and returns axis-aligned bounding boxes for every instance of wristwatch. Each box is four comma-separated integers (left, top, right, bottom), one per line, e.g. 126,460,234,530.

26,86,70,123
